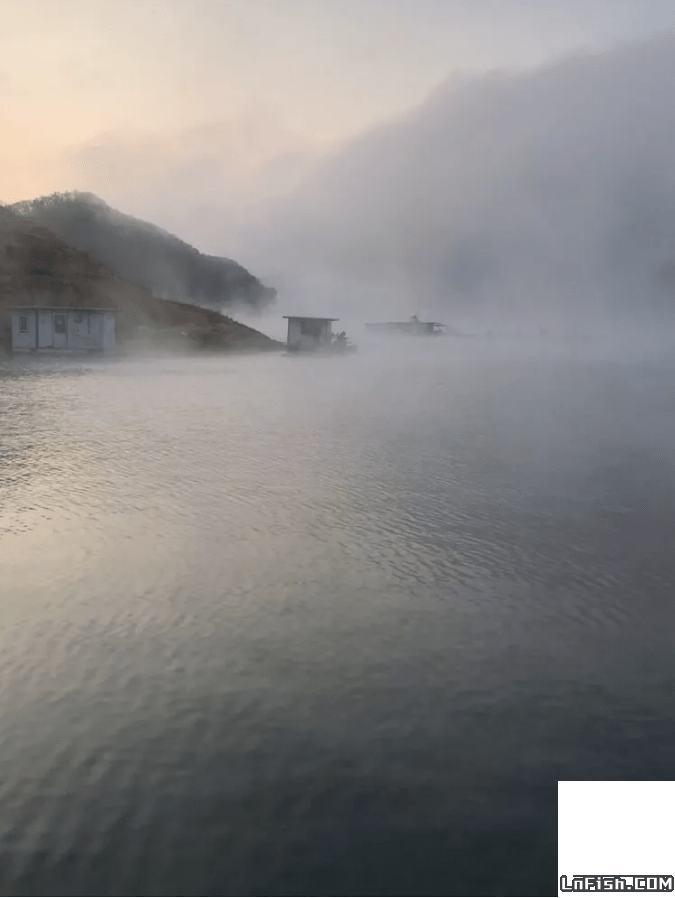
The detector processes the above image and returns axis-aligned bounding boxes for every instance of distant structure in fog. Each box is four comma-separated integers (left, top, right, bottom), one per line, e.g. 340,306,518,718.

282,315,357,354
10,307,116,352
365,315,447,336
283,315,339,351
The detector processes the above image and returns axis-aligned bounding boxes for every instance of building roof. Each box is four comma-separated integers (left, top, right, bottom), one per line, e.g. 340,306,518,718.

9,306,117,313
365,320,445,326
283,315,339,322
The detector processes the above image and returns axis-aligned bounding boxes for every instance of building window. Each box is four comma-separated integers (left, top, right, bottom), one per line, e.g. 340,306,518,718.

19,315,28,333
300,320,324,339
54,314,66,334
74,312,84,324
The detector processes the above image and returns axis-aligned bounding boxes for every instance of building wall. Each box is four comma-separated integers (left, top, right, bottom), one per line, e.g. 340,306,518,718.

68,311,88,347
286,319,333,349
11,309,117,351
38,310,53,348
52,312,68,348
67,310,105,349
11,311,37,349
89,312,104,346
318,321,331,344
287,319,302,346
103,312,116,350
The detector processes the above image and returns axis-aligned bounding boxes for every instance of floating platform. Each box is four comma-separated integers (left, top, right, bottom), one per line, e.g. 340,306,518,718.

285,342,357,355
364,317,446,336
283,315,356,354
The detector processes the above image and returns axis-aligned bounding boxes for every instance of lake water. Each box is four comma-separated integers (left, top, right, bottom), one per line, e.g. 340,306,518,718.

1,339,675,896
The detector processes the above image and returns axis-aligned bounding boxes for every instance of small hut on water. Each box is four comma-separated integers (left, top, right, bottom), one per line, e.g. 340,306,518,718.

10,307,116,352
283,315,340,352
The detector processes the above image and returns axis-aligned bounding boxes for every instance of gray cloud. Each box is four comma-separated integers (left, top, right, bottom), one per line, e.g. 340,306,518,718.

57,112,317,255
237,27,675,330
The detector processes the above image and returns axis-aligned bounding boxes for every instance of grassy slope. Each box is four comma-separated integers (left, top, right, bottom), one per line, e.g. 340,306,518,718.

9,192,276,312
0,206,281,352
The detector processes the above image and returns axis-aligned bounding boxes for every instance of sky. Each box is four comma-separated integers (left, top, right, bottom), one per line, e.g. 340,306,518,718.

241,25,675,327
3,0,675,328
2,2,675,219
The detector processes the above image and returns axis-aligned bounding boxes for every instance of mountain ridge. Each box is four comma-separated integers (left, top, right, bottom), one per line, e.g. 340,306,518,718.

0,203,281,353
8,191,276,313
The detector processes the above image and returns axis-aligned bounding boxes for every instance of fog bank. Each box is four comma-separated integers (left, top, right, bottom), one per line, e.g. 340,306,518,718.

238,28,675,333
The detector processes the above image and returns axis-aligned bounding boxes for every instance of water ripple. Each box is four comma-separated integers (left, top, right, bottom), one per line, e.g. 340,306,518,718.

1,351,675,894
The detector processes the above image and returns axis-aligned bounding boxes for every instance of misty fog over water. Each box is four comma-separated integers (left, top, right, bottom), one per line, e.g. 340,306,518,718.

233,27,675,335
2,341,675,895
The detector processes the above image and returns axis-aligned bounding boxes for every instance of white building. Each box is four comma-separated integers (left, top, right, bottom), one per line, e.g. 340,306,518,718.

11,307,116,352
283,315,339,352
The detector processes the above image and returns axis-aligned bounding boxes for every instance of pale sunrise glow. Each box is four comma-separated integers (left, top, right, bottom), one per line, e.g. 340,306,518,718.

3,0,675,248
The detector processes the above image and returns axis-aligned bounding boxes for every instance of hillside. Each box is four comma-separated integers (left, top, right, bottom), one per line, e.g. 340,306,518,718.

0,205,282,353
9,192,276,313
